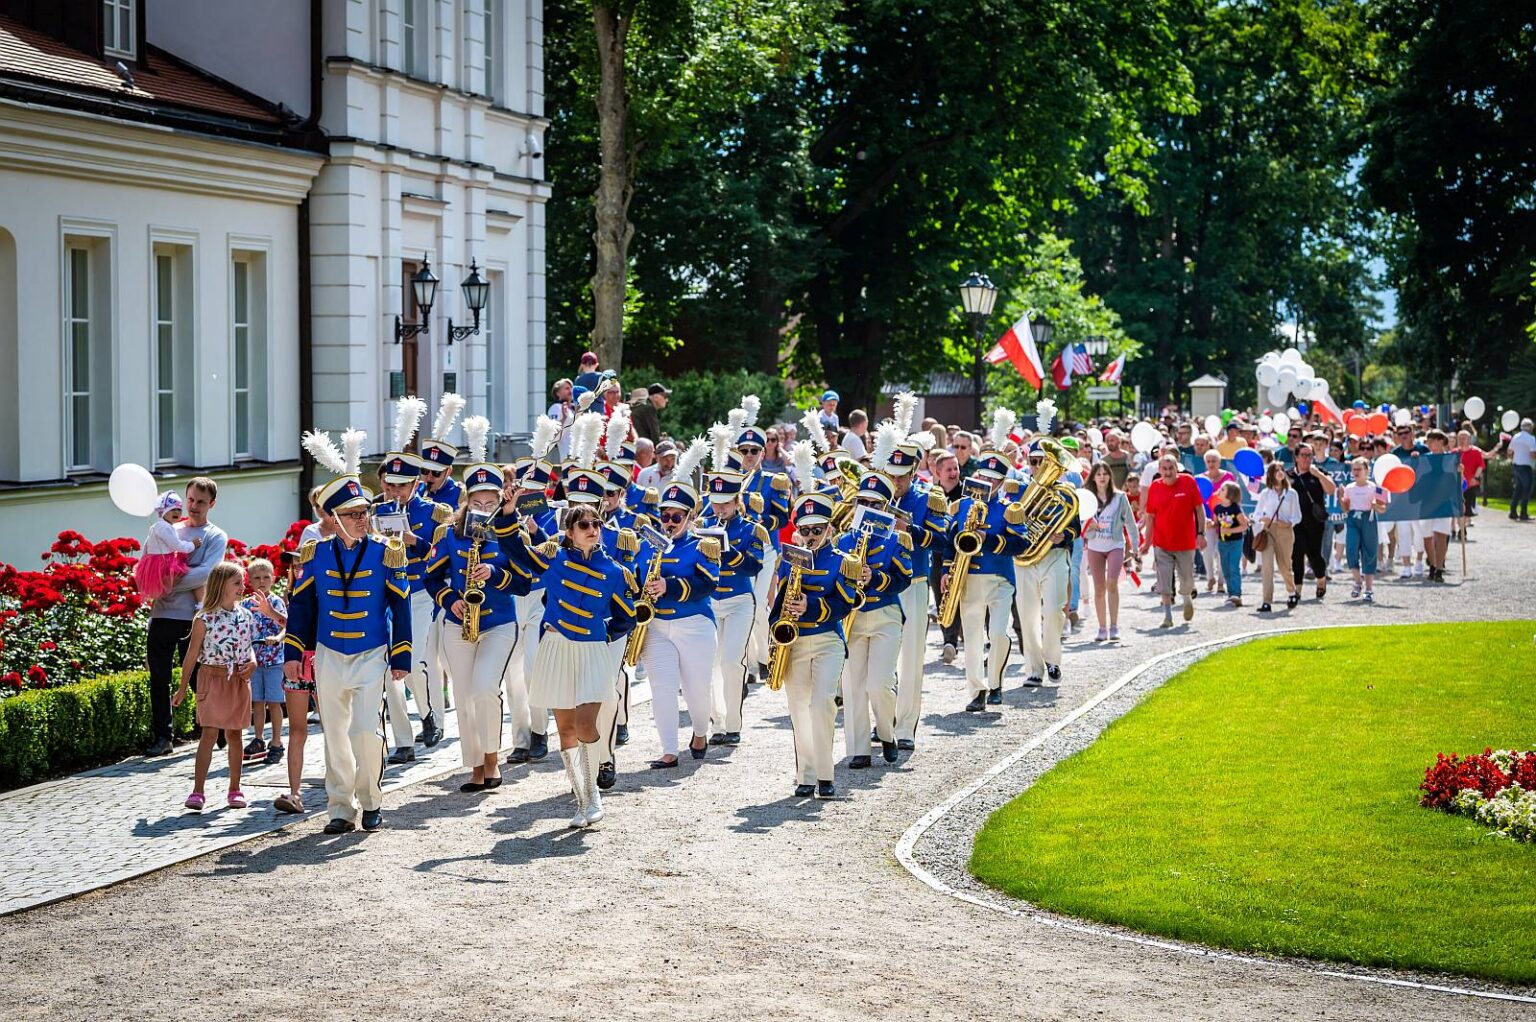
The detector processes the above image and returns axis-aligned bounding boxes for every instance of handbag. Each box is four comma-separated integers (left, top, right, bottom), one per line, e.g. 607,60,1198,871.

1252,528,1270,553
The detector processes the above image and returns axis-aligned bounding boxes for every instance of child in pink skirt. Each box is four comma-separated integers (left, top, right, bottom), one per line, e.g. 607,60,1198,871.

174,562,255,811
134,491,203,602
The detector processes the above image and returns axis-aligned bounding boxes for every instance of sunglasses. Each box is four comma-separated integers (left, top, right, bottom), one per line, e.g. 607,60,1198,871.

659,511,688,524
739,446,763,454
421,469,446,479
571,519,601,532
800,524,827,536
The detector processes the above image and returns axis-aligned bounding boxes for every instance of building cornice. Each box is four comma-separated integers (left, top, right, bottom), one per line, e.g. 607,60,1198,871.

0,98,323,204
326,137,551,201
323,55,550,128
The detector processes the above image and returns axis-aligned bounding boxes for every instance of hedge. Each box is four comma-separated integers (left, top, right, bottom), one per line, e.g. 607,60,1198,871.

0,671,197,790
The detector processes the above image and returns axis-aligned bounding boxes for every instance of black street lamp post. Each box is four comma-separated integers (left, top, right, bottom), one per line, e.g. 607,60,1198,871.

394,255,492,346
959,271,999,429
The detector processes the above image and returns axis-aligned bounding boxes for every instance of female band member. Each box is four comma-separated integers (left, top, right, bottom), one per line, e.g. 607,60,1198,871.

702,425,767,747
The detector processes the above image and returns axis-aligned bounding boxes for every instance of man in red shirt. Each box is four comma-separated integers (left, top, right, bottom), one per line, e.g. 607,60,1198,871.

1139,453,1206,627
1457,429,1486,534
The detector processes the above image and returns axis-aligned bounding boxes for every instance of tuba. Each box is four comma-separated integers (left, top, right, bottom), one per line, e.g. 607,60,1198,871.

1012,438,1081,568
765,545,812,691
936,497,986,629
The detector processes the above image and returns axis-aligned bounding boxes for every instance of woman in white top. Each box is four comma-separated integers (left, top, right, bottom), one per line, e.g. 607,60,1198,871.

1081,462,1138,641
1252,461,1301,611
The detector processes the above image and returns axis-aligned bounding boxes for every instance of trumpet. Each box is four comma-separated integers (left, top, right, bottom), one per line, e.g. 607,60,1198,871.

937,498,987,629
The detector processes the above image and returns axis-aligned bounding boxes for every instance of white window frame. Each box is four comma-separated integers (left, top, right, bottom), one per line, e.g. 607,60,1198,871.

482,0,499,101
102,0,136,59
483,267,503,423
152,251,176,465
64,245,94,472
228,241,271,462
401,0,423,77
60,220,116,476
231,259,252,459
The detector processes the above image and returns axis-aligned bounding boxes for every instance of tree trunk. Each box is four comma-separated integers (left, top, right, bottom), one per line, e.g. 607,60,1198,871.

591,5,632,372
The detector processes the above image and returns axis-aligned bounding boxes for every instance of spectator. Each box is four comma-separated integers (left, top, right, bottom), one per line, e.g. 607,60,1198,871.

548,378,577,459
242,559,288,768
1216,421,1245,459
760,430,788,474
146,477,228,756
574,351,602,392
951,431,977,479
1509,417,1534,521
1457,429,1485,533
1082,462,1137,641
1140,453,1205,628
636,439,676,489
818,390,841,432
634,437,656,472
1102,429,1133,488
1288,444,1336,598
629,387,648,404
630,383,670,444
842,409,869,460
1200,450,1235,594
1340,456,1387,602
173,562,255,812
1211,480,1249,607
1253,462,1301,612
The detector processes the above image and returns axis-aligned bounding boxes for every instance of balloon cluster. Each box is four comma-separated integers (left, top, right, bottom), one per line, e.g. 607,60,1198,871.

1255,348,1329,409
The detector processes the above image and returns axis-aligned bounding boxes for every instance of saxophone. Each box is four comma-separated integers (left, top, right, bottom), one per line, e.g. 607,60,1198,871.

1013,438,1081,568
623,541,666,667
765,554,808,691
461,533,486,643
937,497,987,629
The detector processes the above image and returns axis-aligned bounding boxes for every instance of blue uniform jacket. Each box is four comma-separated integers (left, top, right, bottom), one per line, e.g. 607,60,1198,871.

772,541,860,639
742,469,792,546
627,482,659,518
840,528,913,615
419,477,462,511
510,538,636,642
699,510,767,600
424,522,531,631
501,507,561,593
895,482,952,578
942,493,1027,578
600,520,642,570
284,535,412,671
632,531,720,622
375,492,452,593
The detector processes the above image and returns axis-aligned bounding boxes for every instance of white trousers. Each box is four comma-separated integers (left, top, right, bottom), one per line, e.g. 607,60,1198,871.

314,645,388,822
960,572,1014,696
595,636,629,765
440,621,516,769
641,615,718,755
745,545,779,670
843,602,902,757
784,630,846,785
383,589,443,747
894,580,930,742
1015,549,1068,675
503,591,549,748
709,593,757,734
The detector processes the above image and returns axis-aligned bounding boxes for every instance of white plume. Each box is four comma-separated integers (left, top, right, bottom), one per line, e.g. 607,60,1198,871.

728,407,748,436
1035,397,1058,436
673,436,710,485
740,394,761,428
570,411,604,470
710,423,735,472
431,392,465,441
576,389,596,411
530,415,561,459
871,420,903,472
390,395,427,451
908,430,937,453
301,430,346,475
340,428,367,476
603,404,631,460
893,391,918,435
988,408,1017,452
793,437,816,488
462,415,491,464
800,408,830,455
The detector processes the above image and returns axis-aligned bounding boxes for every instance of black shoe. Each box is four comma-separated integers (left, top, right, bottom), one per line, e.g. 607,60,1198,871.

964,693,986,712
723,732,741,746
650,756,679,770
597,762,616,790
896,739,915,752
459,780,488,792
881,740,898,763
834,693,843,708
1024,675,1043,688
689,738,707,760
849,755,872,770
816,780,835,798
388,746,415,765
361,809,382,831
418,713,442,748
243,737,267,759
1286,594,1300,609
987,688,1003,705
505,747,529,765
483,776,502,790
215,733,227,751
323,818,355,835
1046,664,1060,681
1259,603,1272,613
708,733,730,746
757,662,770,681
263,745,284,767
794,783,816,797
615,724,630,747
146,738,173,757
529,733,549,760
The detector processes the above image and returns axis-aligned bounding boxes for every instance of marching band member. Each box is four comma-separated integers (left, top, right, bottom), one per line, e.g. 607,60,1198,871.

941,409,1028,713
418,391,466,511
427,419,533,792
635,438,721,768
374,396,452,763
885,394,949,751
701,424,768,746
500,419,562,765
839,454,913,769
593,414,645,789
1013,440,1082,687
735,395,792,680
772,439,861,798
284,428,411,834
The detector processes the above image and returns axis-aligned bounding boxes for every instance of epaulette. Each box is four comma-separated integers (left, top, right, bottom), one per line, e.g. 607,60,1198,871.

618,528,639,554
839,554,863,579
699,537,722,562
1004,501,1026,526
621,566,638,592
770,473,790,492
643,487,660,506
1001,478,1022,497
948,499,962,515
633,512,652,531
537,539,560,559
896,530,913,551
431,522,452,548
753,523,770,547
432,502,454,524
927,488,949,514
383,536,407,569
748,492,764,514
298,539,318,564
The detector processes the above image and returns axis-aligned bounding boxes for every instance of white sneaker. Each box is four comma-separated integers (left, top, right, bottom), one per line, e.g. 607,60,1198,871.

941,642,956,664
1413,564,1425,578
1399,567,1412,580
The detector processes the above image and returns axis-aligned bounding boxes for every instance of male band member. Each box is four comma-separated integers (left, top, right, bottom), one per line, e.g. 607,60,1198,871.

591,452,644,788
501,418,563,764
839,470,912,769
419,392,466,511
773,490,861,798
887,429,948,749
285,429,411,834
735,397,792,678
375,397,453,762
1013,442,1082,687
701,429,768,746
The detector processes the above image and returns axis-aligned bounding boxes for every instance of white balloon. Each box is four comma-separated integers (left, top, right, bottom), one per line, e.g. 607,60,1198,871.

1076,487,1099,524
1273,413,1290,435
108,463,159,517
1312,378,1330,396
1393,408,1412,427
1503,409,1520,431
1293,377,1313,399
1462,396,1485,421
1267,383,1289,408
1130,421,1162,454
1372,453,1401,486
1204,414,1222,440
1086,427,1104,447
1256,362,1280,388
1258,414,1273,433
1278,366,1298,389
1281,346,1302,364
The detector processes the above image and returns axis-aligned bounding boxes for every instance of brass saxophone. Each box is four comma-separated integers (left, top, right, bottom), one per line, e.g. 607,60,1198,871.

765,556,807,691
937,497,987,629
1013,438,1081,568
623,542,666,667
461,532,486,643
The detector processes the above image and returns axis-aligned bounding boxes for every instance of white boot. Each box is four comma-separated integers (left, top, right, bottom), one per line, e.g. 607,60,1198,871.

560,746,588,828
580,740,604,825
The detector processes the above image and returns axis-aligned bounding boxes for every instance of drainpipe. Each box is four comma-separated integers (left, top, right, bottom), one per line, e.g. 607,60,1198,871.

296,0,325,519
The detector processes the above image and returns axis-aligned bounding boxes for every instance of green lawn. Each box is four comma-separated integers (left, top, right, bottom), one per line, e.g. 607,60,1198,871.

970,622,1536,985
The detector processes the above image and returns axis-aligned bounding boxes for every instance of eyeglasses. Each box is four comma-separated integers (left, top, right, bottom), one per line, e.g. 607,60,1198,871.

659,511,687,524
572,519,601,532
339,510,369,521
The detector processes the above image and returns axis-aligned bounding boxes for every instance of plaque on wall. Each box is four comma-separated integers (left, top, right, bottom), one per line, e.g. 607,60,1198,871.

443,372,457,393
389,371,406,399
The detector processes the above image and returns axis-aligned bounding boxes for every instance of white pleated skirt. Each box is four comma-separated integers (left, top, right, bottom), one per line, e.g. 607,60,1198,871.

528,628,617,709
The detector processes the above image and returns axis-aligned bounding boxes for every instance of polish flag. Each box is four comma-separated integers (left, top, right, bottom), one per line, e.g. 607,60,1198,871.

1312,390,1345,425
984,312,1045,389
1050,349,1073,389
1099,353,1126,384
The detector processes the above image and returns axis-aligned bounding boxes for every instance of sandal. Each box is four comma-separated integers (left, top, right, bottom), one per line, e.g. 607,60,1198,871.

227,790,248,809
184,792,205,812
273,792,304,814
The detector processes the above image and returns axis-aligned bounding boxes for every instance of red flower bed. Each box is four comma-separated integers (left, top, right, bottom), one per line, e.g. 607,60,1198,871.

1420,748,1536,809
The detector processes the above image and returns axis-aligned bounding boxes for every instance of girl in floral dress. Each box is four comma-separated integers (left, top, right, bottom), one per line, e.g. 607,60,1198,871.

174,562,256,811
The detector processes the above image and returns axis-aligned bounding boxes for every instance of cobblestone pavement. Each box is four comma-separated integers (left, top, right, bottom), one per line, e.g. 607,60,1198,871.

1,516,1530,1021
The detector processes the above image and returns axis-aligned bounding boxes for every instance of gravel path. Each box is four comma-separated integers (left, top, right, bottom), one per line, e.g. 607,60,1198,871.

3,517,1532,1021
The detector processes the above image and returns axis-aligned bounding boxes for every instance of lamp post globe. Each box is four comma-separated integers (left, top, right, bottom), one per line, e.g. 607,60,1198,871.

959,271,999,429
410,254,440,319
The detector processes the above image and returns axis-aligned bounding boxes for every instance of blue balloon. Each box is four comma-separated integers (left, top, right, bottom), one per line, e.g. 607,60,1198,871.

1232,448,1264,479
1297,401,1309,415
1380,403,1391,413
1420,404,1431,415
1195,475,1214,500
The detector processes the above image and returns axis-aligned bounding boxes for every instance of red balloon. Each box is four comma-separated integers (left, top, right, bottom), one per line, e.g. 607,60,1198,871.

1367,412,1390,434
1382,465,1416,493
1347,415,1371,437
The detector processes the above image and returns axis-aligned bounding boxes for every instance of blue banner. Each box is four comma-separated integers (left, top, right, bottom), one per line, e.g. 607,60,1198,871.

1379,452,1462,522
1318,459,1354,525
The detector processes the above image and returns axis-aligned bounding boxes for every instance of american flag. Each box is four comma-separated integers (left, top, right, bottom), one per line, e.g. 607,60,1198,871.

1068,343,1096,377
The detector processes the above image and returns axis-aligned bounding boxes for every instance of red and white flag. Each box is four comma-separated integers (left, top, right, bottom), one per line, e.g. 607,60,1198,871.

1099,353,1126,384
1050,349,1073,389
984,312,1045,389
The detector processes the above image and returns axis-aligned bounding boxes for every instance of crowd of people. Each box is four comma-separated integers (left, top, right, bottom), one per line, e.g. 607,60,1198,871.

134,354,1530,834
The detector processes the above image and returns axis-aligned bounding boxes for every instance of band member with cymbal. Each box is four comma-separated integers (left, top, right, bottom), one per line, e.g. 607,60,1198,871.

701,423,767,747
